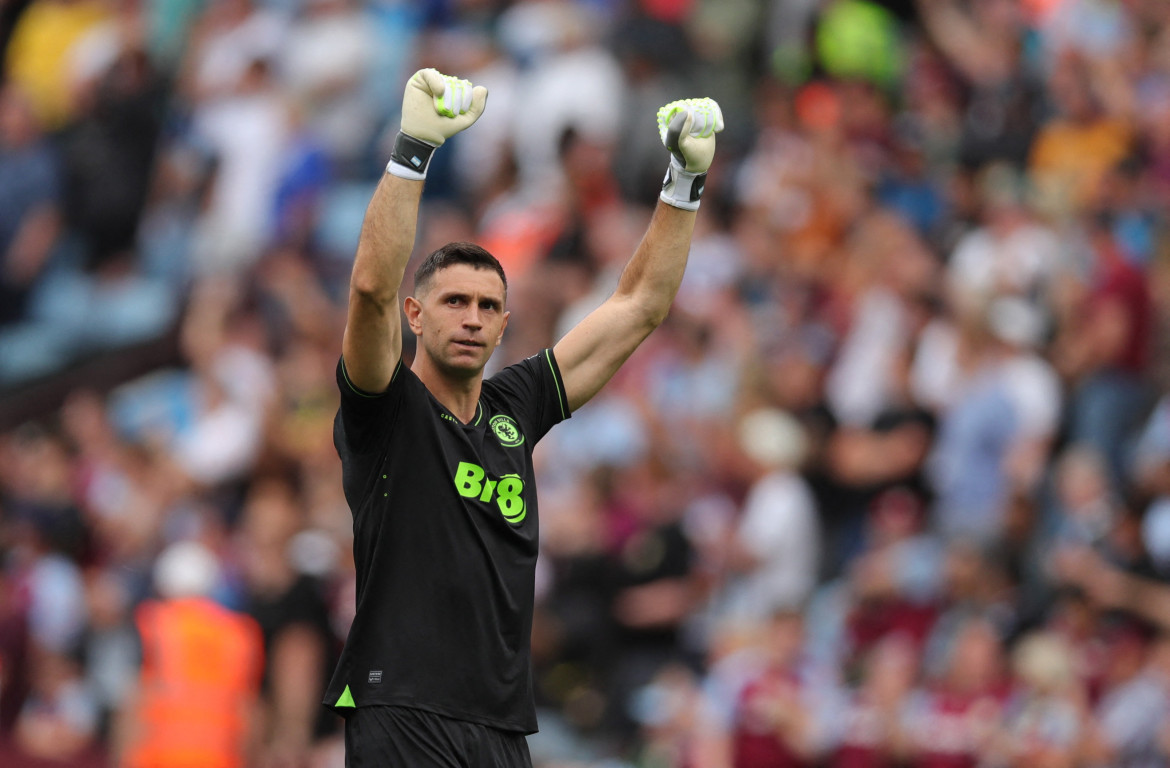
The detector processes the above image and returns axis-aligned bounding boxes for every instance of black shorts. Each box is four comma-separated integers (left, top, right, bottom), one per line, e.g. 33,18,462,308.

344,705,533,768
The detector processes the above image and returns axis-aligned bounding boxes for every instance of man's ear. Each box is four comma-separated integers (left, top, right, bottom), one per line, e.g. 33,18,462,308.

404,296,423,336
496,310,510,346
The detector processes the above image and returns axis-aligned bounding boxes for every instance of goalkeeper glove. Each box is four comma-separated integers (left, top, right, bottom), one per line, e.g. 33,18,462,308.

387,68,488,181
657,98,724,211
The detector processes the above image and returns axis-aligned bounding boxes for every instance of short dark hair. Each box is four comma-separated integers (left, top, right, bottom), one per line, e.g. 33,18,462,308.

413,242,507,297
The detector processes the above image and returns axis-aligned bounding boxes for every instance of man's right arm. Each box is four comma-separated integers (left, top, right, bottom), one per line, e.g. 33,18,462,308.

341,69,487,393
341,174,422,393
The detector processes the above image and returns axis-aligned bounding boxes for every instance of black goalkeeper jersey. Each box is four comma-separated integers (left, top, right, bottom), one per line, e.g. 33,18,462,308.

323,349,571,734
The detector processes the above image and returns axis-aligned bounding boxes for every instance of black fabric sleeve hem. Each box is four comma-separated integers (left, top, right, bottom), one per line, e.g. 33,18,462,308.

340,357,401,399
543,348,571,420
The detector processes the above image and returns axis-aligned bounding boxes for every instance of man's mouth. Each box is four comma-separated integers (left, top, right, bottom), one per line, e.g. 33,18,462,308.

453,339,485,349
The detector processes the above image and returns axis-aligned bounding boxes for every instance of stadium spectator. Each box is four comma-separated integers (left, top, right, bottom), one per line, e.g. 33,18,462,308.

0,83,61,327
902,615,1006,768
9,644,101,765
827,633,917,768
716,407,819,622
997,631,1084,768
3,0,109,129
116,540,264,768
237,477,340,768
275,0,376,170
1054,205,1155,485
712,608,827,768
1080,625,1170,768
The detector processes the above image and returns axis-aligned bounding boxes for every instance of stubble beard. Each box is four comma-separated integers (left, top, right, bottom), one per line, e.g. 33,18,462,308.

425,336,492,382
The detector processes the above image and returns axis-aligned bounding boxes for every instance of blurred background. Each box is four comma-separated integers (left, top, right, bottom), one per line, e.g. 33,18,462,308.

3,0,1170,765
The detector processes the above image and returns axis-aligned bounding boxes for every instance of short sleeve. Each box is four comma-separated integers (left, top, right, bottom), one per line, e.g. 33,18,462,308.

483,349,571,444
335,357,405,454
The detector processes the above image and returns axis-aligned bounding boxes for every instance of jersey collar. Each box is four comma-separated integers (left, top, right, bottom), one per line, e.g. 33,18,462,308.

438,398,483,427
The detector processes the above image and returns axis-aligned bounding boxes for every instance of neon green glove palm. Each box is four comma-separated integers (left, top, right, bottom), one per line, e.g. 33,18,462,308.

656,98,724,210
387,68,488,180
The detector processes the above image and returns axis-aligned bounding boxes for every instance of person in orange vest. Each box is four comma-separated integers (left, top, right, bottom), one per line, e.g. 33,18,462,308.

116,540,265,768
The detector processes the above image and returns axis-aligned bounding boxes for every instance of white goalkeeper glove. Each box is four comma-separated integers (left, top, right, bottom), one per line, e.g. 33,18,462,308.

657,98,723,210
387,68,488,181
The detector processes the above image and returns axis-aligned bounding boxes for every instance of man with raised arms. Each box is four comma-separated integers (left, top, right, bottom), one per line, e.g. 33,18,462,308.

323,67,723,766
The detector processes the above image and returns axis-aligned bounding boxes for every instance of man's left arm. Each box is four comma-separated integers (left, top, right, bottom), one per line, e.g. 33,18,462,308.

554,98,723,412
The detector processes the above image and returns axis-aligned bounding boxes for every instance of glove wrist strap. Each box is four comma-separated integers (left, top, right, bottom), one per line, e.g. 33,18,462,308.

386,131,438,180
660,155,706,211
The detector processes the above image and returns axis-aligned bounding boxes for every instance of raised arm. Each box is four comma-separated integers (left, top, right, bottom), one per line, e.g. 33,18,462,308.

341,69,487,392
914,0,1007,85
1059,546,1170,633
554,99,723,411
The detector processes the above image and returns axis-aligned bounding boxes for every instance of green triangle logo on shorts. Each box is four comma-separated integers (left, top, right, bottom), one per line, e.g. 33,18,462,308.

336,685,356,708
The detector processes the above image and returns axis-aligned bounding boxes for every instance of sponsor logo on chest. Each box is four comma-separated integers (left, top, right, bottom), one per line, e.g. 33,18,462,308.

453,461,527,525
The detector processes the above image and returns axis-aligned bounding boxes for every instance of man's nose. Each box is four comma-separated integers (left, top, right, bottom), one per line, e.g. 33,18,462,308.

463,306,483,328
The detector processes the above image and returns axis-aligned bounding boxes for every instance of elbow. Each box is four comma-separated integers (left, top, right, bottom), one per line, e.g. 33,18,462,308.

602,291,670,346
349,274,397,309
617,291,670,333
625,308,667,342
641,302,671,330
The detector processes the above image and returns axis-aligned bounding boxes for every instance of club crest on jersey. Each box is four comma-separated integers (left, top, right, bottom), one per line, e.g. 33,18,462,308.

490,415,524,447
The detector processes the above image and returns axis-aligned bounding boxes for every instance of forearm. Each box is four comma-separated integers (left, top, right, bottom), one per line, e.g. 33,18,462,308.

348,173,422,305
913,0,990,83
553,98,720,411
342,69,487,392
1119,575,1170,631
341,173,420,391
554,202,696,411
613,98,717,321
613,201,697,327
1065,549,1170,631
6,205,60,283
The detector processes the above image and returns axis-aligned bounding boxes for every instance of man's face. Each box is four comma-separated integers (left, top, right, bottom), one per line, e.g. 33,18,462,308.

406,263,509,379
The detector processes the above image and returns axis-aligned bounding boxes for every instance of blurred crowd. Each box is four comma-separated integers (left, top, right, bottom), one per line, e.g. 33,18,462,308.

4,0,1170,766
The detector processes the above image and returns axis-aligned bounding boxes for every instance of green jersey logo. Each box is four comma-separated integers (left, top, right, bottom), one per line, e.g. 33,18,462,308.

490,415,524,447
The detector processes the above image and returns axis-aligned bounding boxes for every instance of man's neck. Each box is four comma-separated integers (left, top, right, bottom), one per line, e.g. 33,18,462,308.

413,357,483,424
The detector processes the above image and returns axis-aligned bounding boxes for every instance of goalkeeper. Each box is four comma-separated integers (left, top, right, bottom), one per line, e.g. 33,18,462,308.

323,67,723,766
